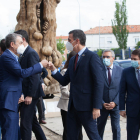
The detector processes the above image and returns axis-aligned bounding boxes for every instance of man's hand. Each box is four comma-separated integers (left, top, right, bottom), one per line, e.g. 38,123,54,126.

110,102,116,109
103,102,116,110
24,96,32,105
92,108,100,120
120,111,126,118
103,103,110,110
47,61,56,71
40,60,48,68
18,94,24,104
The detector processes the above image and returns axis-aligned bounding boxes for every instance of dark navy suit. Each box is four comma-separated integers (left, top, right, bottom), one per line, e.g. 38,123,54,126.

119,67,140,140
19,46,46,140
53,48,104,140
0,49,42,140
97,65,122,140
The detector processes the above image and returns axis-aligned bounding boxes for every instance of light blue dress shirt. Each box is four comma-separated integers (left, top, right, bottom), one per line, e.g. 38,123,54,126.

52,47,87,75
7,49,43,68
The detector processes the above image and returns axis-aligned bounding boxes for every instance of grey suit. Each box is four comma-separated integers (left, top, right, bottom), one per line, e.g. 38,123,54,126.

97,64,123,140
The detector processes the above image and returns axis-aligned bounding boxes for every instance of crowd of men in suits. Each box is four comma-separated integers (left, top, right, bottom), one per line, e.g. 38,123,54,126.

0,29,140,140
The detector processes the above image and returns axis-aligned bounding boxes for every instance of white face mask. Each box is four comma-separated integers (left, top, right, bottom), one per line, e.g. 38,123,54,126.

17,44,25,54
66,40,76,51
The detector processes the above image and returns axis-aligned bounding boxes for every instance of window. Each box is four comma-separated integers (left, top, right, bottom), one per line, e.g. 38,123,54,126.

135,37,139,45
107,37,112,44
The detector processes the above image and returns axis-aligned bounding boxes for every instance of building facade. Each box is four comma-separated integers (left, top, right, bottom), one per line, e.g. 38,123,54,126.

85,25,140,51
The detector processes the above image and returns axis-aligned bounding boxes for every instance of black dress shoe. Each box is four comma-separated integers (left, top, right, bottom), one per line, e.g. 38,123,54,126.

39,120,47,124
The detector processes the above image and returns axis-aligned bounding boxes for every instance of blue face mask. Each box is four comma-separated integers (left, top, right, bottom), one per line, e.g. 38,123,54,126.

103,58,111,66
131,60,139,68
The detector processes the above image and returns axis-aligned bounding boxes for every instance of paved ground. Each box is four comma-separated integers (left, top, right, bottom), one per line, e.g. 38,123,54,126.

31,116,140,140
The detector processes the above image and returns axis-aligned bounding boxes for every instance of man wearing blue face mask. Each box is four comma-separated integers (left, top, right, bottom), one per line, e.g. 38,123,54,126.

97,50,123,140
119,49,140,140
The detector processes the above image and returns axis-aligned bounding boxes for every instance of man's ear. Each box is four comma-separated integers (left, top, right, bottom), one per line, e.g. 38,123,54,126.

10,42,14,48
22,37,26,42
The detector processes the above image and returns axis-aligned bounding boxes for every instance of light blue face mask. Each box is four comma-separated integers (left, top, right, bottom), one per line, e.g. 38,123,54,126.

131,60,139,68
103,58,111,66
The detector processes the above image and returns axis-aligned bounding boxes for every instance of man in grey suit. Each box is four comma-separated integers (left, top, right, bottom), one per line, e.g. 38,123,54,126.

97,50,123,140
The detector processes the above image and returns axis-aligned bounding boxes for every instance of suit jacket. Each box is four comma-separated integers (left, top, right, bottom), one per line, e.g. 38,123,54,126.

119,67,140,117
102,65,123,110
57,68,70,111
19,46,45,99
0,49,42,112
53,48,104,111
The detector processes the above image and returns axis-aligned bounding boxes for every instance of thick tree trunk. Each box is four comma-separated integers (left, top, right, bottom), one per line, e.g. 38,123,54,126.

15,0,62,94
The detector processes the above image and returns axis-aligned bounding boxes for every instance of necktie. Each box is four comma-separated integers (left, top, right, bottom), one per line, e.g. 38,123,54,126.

74,54,79,71
137,70,140,87
107,67,111,85
18,54,22,62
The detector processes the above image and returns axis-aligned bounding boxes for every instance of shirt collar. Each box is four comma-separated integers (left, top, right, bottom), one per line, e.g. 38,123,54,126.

78,47,87,56
7,49,18,61
135,68,140,72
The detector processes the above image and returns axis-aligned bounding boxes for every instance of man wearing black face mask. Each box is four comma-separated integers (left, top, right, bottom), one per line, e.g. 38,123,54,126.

120,49,140,140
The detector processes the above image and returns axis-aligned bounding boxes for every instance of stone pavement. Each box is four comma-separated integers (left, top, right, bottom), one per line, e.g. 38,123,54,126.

40,116,140,140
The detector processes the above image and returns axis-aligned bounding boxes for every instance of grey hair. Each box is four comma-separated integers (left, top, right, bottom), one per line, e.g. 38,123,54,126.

102,49,115,58
5,33,22,49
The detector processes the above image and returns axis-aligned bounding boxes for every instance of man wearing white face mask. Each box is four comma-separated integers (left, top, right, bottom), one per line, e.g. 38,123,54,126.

119,49,140,140
47,29,104,140
97,50,123,140
0,33,48,140
14,30,47,140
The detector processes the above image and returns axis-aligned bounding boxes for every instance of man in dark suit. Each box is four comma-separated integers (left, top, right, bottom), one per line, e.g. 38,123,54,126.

0,33,48,140
119,49,140,140
14,30,47,140
97,50,123,140
47,29,104,140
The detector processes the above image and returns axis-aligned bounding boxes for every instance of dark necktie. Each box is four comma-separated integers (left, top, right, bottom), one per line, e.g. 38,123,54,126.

107,67,111,85
74,54,79,71
18,54,22,63
137,70,140,87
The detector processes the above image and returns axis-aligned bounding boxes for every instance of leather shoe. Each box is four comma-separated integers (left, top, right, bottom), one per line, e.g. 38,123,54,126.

39,120,46,124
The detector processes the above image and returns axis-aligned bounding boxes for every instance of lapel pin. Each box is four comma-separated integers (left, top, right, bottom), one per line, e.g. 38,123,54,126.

82,54,85,56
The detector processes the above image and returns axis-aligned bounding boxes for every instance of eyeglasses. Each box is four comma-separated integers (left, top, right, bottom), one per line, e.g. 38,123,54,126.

102,56,112,58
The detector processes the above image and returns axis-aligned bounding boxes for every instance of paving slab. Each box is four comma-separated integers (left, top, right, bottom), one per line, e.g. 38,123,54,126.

42,116,140,140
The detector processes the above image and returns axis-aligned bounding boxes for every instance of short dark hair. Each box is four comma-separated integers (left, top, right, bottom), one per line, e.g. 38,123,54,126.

132,49,140,58
0,39,6,52
69,30,86,46
14,30,29,43
5,33,22,49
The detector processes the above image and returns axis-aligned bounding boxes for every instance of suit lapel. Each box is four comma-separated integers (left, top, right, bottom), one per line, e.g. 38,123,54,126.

110,65,117,85
131,67,140,88
75,48,88,72
19,46,29,64
103,66,109,85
